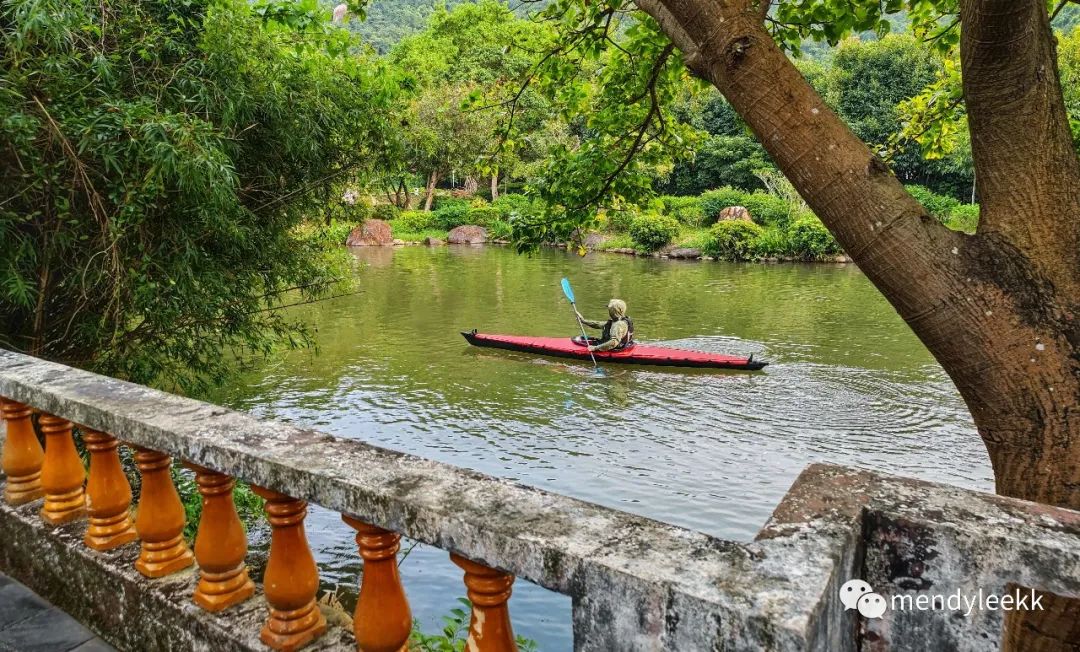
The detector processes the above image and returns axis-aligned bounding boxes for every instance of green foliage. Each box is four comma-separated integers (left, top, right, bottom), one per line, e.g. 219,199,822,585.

629,213,681,252
515,5,701,249
787,217,842,259
904,184,961,222
770,1,959,55
491,194,540,221
750,227,791,258
604,210,636,233
395,210,439,233
659,196,707,226
700,187,751,222
487,219,514,240
303,221,358,247
467,205,502,226
946,204,979,234
409,598,538,652
741,192,795,229
433,201,471,229
373,204,402,222
0,0,399,393
660,135,772,196
704,220,764,261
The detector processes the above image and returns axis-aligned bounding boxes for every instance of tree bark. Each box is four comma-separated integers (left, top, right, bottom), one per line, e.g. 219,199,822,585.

423,170,440,211
490,171,499,201
632,0,1080,645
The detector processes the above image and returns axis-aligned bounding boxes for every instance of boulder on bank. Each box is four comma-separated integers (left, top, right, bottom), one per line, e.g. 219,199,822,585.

667,247,702,260
717,206,752,222
423,236,445,246
447,225,488,244
583,232,606,249
346,219,393,246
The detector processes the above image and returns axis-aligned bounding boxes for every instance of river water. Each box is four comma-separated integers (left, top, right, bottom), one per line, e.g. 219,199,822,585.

210,245,992,650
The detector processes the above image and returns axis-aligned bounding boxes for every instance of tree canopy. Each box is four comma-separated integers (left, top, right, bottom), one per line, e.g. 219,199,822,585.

0,0,401,393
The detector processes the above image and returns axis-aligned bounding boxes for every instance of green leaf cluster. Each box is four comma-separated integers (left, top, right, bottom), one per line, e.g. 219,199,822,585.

0,0,399,393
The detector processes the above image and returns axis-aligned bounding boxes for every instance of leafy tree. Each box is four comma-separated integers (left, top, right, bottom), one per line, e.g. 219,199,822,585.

821,34,972,196
387,1,556,202
659,134,771,194
528,0,1080,645
0,0,398,393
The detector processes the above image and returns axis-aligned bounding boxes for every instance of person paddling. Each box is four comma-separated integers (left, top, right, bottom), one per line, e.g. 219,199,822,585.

575,299,635,352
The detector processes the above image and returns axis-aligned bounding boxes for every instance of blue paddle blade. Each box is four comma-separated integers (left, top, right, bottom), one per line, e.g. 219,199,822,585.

560,277,575,303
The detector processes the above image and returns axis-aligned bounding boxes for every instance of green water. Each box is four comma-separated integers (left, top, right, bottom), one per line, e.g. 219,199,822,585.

212,245,991,650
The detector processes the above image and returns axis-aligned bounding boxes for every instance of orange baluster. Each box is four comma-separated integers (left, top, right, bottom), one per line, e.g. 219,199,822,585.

187,464,254,611
83,429,137,550
132,448,194,577
450,553,518,652
251,486,326,651
0,398,44,505
38,414,86,524
342,516,411,652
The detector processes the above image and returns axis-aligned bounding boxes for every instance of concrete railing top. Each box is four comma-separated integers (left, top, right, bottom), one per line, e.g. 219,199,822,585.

2,347,1080,650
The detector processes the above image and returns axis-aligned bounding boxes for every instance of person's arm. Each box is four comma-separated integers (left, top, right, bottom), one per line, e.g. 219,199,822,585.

590,320,627,351
575,310,604,329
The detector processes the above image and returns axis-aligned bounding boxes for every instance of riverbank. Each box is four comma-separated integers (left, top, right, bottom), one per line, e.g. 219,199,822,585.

332,220,855,264
324,185,973,263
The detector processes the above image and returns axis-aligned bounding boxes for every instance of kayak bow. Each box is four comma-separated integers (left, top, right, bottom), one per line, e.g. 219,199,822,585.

461,330,767,370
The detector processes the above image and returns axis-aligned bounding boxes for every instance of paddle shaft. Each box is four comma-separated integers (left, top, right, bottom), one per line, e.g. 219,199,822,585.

569,301,601,369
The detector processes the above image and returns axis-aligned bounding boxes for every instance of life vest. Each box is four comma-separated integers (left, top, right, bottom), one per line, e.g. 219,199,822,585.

601,316,635,350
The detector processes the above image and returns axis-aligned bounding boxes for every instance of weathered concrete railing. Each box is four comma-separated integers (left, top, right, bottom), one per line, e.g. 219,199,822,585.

1,348,1080,651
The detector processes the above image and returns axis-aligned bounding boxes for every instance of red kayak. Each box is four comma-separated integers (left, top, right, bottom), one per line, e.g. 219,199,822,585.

462,330,767,370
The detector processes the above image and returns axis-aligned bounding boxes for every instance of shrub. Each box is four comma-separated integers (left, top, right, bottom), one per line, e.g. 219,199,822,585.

487,220,514,240
703,220,764,260
788,216,841,259
604,209,637,233
629,213,681,252
741,192,793,228
492,194,537,220
372,203,401,222
467,205,501,226
659,195,707,226
395,210,438,233
700,187,750,222
433,200,471,229
904,184,961,222
750,226,791,258
946,204,979,234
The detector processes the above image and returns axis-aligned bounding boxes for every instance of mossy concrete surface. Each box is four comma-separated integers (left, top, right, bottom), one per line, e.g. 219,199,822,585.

1,350,1080,650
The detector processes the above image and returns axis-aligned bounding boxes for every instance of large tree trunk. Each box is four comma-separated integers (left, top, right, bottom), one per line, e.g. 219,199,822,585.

423,170,439,211
633,0,1080,646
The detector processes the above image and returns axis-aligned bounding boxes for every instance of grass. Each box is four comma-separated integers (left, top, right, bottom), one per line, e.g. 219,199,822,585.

391,228,449,242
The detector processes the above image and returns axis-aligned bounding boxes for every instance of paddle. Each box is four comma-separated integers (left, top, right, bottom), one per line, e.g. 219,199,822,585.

560,278,604,376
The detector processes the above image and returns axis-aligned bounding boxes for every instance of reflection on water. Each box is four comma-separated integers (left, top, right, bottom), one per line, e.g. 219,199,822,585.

209,245,990,650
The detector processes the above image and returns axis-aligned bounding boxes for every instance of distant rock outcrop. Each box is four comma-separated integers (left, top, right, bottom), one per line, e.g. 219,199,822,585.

346,219,393,246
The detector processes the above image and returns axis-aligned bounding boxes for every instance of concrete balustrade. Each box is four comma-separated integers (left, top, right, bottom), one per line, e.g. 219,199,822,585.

2,349,1080,651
